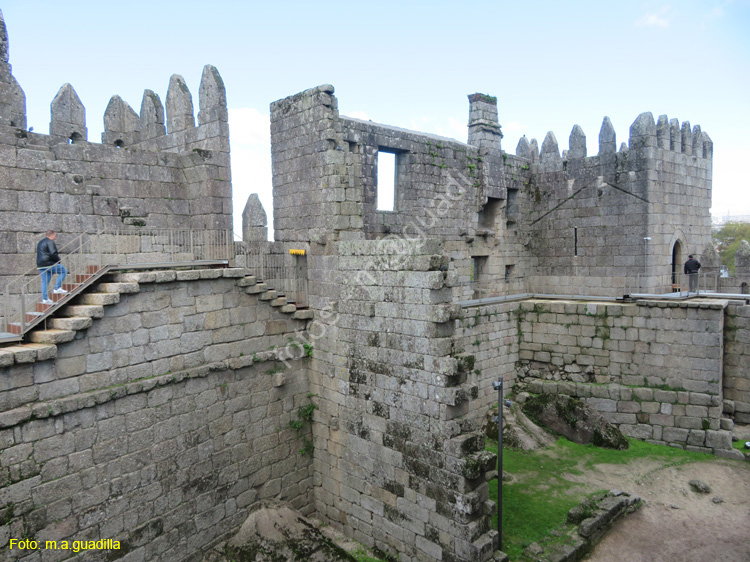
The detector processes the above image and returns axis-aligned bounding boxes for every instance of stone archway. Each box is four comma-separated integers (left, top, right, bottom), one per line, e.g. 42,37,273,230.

672,239,683,286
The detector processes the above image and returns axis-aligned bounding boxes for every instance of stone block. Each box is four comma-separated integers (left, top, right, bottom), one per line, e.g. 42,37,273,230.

49,316,93,331
95,282,140,294
62,305,104,318
705,430,732,450
29,329,75,344
662,427,689,443
80,292,120,306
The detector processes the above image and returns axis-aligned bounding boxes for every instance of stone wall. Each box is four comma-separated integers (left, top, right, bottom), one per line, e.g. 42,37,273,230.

514,299,732,452
527,114,713,297
452,301,520,420
307,239,499,562
270,83,713,301
724,303,750,424
0,272,313,560
0,13,232,291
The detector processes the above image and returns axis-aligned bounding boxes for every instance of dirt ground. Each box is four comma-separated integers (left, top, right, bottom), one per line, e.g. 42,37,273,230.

577,430,750,562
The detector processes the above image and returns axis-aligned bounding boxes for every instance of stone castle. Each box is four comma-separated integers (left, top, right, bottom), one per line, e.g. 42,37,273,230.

1,10,749,562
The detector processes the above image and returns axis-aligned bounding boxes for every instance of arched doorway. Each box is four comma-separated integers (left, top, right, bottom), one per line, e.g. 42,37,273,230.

672,240,683,286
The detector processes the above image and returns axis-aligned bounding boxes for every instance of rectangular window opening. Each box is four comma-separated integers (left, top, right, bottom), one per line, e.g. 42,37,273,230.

471,256,488,283
377,150,396,211
505,264,515,281
574,227,578,256
479,197,503,229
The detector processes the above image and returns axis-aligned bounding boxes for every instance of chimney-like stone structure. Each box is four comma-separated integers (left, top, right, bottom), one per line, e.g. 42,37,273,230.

467,93,502,150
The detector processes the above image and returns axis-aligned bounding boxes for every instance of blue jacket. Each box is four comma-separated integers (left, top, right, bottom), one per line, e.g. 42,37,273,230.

37,237,60,268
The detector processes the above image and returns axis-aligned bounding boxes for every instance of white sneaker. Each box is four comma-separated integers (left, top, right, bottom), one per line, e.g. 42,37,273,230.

53,288,68,294
42,299,53,305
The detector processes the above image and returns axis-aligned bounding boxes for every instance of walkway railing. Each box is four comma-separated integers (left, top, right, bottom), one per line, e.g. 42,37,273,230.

624,271,722,297
1,230,312,342
1,229,237,339
234,241,308,308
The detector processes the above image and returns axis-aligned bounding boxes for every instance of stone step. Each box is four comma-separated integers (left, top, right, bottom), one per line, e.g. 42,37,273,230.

61,305,105,319
28,329,75,344
292,310,314,320
49,317,93,331
237,276,257,287
246,283,268,295
270,297,287,307
0,343,57,364
79,293,120,306
259,290,277,301
94,282,140,294
280,304,297,314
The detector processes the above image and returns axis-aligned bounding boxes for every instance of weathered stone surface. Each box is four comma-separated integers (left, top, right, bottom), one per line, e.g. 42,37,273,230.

204,504,357,562
522,393,628,449
50,83,87,141
198,64,228,125
139,88,166,140
598,116,616,154
79,292,120,306
102,95,140,146
688,479,711,494
61,305,104,318
568,124,586,158
28,329,73,344
242,194,268,242
166,74,195,133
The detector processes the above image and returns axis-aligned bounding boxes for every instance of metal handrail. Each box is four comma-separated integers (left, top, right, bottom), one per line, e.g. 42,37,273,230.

623,271,723,297
1,228,311,339
1,228,237,338
233,238,309,307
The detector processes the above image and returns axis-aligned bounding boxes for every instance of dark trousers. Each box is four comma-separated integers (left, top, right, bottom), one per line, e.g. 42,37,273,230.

688,272,698,293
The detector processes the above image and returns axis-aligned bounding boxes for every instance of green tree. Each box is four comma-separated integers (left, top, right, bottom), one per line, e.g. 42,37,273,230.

712,222,750,274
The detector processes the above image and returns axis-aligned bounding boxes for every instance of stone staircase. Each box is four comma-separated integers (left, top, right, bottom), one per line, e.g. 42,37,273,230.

0,267,313,365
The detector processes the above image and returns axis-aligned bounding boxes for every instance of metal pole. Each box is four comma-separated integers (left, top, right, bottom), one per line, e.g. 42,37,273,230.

493,379,503,551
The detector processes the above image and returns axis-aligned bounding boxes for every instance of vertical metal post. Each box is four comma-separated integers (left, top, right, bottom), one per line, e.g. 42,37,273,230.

20,282,26,332
493,379,503,551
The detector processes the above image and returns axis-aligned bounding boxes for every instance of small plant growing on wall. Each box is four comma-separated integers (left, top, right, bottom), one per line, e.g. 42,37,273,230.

289,394,318,455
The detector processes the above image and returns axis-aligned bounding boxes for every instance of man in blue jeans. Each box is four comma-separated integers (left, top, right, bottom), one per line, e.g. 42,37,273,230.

37,230,67,304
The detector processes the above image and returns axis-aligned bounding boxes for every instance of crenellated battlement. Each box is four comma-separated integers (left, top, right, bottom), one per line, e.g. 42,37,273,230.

513,111,713,164
0,9,226,152
0,10,233,284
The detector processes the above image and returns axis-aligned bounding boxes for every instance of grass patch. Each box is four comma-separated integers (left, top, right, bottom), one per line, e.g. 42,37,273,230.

350,547,387,562
732,439,749,452
486,437,712,559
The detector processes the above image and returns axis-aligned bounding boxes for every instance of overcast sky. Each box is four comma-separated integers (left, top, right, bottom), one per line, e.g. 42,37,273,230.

3,1,749,234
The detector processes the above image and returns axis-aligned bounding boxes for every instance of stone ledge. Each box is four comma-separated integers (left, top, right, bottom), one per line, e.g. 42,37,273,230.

28,329,75,345
79,292,120,306
7,349,309,428
60,305,105,318
95,282,140,294
50,316,93,331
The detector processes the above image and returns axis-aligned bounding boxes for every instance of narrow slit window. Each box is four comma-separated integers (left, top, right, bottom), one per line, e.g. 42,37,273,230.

471,256,487,282
377,151,396,211
574,227,578,256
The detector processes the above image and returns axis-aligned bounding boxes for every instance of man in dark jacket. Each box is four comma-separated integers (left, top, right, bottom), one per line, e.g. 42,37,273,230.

684,254,701,294
37,230,67,304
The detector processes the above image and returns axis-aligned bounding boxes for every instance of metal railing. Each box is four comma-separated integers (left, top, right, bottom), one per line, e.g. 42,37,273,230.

459,274,529,301
234,241,308,308
623,271,722,297
1,229,310,340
